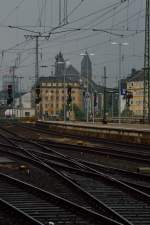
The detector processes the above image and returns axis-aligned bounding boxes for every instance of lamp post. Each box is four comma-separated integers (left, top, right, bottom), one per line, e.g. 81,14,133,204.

17,76,24,119
112,41,128,123
57,60,70,122
80,51,95,123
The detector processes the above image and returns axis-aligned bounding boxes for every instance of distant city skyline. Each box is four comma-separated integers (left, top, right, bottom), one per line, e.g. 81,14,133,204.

0,0,146,90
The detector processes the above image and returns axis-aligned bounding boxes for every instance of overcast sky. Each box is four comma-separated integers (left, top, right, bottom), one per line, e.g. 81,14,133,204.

0,0,146,90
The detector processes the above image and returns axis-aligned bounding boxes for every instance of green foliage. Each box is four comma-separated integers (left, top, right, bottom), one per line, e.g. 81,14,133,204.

121,106,134,117
73,104,85,121
59,107,64,119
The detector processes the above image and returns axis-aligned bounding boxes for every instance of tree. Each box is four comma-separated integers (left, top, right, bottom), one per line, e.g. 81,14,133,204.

73,104,85,121
121,106,134,117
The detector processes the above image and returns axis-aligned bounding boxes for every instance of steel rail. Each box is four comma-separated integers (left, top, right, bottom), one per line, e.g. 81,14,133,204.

2,124,150,164
0,197,43,225
1,126,150,224
0,173,124,225
0,140,131,224
1,140,150,191
0,142,147,224
22,122,150,149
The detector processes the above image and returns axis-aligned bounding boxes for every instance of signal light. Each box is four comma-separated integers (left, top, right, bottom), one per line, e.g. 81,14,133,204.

7,85,12,97
35,97,41,104
126,91,133,106
67,86,72,105
7,97,13,105
35,85,41,104
36,85,40,96
7,85,13,105
94,92,97,107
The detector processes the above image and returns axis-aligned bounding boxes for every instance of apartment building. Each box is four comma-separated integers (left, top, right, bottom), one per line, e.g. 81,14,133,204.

127,70,144,116
36,76,83,120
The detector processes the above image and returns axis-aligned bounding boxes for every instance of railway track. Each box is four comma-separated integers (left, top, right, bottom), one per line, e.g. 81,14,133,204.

0,173,120,225
1,124,150,224
0,137,131,225
0,197,43,225
2,136,150,192
20,122,150,151
4,123,150,167
1,125,150,182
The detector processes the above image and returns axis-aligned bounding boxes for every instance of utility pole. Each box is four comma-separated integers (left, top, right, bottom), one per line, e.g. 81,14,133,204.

118,44,122,124
103,66,107,124
59,0,62,25
64,0,68,25
143,0,150,123
17,76,24,119
35,36,39,83
59,0,68,25
25,34,50,83
12,66,16,119
25,34,50,120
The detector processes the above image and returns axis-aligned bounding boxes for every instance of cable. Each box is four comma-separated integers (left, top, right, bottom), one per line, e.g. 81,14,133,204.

66,0,85,18
68,1,121,26
0,0,25,25
89,0,141,29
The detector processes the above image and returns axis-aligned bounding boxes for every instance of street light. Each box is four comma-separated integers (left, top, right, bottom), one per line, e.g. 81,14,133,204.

57,60,70,122
80,51,95,123
112,41,128,123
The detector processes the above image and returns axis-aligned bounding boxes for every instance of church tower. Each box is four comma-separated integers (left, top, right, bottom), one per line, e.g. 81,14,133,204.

81,51,92,81
55,51,65,76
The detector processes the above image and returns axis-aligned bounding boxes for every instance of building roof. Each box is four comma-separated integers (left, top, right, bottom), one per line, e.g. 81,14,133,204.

128,70,144,82
81,52,92,78
66,64,80,76
37,75,81,84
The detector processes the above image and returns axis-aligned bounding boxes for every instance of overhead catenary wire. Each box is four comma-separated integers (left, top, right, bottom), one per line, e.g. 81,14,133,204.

0,0,26,25
62,0,85,23
38,0,139,49
0,0,145,86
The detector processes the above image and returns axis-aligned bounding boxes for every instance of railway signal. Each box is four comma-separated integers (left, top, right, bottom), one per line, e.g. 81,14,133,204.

94,92,97,107
7,85,13,105
35,85,41,104
67,86,72,105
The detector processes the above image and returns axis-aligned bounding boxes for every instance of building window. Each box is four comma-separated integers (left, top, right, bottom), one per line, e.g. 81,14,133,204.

56,104,59,108
45,96,48,101
25,112,30,117
51,104,53,107
51,96,53,100
56,96,59,101
45,90,48,93
45,111,48,116
45,104,48,108
51,90,54,93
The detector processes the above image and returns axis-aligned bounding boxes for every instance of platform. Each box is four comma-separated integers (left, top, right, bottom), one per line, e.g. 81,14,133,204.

36,120,150,145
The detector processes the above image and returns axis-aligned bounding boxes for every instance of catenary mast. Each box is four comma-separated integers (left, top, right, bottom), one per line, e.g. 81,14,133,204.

143,0,150,122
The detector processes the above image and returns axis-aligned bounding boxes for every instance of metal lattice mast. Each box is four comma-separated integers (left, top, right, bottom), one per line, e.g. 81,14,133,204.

59,0,68,25
144,0,150,122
